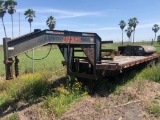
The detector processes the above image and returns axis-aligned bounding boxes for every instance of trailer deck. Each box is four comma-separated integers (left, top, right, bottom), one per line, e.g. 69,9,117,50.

68,54,160,79
99,54,160,69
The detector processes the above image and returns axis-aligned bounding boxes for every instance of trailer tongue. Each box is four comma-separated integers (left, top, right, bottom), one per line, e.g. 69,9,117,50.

3,29,160,80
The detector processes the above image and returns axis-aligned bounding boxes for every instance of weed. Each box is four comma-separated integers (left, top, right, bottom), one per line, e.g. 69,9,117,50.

146,103,160,118
6,112,19,120
136,79,145,91
43,76,87,116
94,98,104,112
0,81,9,92
127,93,136,101
0,73,51,110
66,76,84,93
7,73,51,102
138,63,160,82
155,95,160,100
0,92,11,110
43,92,82,116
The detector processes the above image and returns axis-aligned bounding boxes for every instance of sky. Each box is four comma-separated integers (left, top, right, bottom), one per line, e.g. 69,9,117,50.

0,0,160,44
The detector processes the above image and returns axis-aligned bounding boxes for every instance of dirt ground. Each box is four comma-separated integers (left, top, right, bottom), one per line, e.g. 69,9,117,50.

1,80,160,120
61,80,160,120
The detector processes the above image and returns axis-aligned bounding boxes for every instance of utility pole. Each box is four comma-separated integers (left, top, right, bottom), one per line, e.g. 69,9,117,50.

19,12,20,36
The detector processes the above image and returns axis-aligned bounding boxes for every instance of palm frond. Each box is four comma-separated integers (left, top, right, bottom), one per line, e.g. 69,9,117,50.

46,16,56,30
24,9,36,20
119,20,126,30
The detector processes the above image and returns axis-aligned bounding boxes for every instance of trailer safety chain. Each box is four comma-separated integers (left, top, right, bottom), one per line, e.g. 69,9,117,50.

14,56,19,77
25,45,52,60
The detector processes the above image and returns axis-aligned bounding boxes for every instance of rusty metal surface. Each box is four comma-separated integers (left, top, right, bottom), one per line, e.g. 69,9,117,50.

5,30,99,58
96,54,160,71
3,38,14,80
119,46,157,56
81,47,95,65
141,46,156,53
3,29,102,80
68,72,97,79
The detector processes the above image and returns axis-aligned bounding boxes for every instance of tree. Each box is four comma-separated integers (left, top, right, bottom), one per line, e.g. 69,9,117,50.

0,0,7,37
128,18,134,28
125,26,133,43
132,17,139,44
128,17,139,44
24,9,35,32
4,0,17,38
24,9,36,73
119,20,126,46
46,16,56,30
152,24,159,45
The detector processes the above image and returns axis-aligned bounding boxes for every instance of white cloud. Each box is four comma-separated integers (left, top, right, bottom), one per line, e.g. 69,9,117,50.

80,27,119,32
137,22,160,29
17,8,101,19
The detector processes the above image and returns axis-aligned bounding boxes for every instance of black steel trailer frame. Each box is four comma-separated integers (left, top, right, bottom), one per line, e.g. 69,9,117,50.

3,29,160,80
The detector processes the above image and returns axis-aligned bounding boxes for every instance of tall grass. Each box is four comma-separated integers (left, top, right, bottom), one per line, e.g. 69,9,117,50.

137,63,160,82
43,77,87,116
43,93,83,116
6,112,19,120
0,73,51,110
146,103,160,118
6,73,51,101
0,92,11,109
0,73,87,117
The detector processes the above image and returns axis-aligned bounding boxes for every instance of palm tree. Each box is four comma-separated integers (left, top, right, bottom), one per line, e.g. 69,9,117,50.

46,16,56,30
119,20,126,45
152,24,159,45
132,17,139,44
4,0,17,38
128,18,134,27
125,26,133,44
128,18,139,44
24,9,35,32
0,0,7,37
24,9,36,73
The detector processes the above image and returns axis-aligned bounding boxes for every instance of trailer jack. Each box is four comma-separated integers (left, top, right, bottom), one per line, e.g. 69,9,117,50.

4,58,14,80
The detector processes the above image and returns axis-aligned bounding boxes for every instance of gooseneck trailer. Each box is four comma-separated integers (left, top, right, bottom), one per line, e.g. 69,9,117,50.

3,29,160,80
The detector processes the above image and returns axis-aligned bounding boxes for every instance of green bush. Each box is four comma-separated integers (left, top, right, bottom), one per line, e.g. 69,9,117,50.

43,77,87,116
6,73,51,101
66,77,86,93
